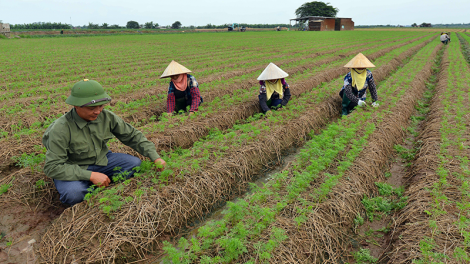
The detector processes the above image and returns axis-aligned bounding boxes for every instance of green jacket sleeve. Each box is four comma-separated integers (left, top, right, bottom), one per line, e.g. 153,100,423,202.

43,123,92,181
110,112,161,161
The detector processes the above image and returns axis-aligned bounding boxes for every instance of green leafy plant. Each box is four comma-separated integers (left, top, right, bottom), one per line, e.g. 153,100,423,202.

353,248,378,263
12,153,46,173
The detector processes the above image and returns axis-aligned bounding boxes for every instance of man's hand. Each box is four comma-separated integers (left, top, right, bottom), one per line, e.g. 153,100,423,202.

277,107,283,111
265,111,272,117
90,172,110,187
189,111,194,116
358,100,367,107
154,158,166,172
372,102,379,108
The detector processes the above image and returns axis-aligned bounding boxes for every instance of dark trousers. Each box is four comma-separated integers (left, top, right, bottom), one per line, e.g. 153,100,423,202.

339,89,363,116
53,151,141,206
261,98,283,113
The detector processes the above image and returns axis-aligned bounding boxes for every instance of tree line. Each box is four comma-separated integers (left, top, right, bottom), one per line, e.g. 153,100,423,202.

10,22,72,30
8,21,291,30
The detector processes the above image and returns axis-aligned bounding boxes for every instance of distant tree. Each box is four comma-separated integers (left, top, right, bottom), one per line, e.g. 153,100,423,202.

411,23,417,27
101,23,108,29
171,21,182,29
154,22,159,27
88,22,99,29
109,24,121,29
420,22,431,27
144,21,154,29
295,1,339,18
126,21,139,29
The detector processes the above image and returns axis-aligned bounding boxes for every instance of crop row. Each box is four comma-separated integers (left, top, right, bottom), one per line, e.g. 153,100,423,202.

0,34,431,167
0,33,415,123
158,36,442,263
2,31,408,95
390,33,470,263
37,34,437,263
113,35,428,124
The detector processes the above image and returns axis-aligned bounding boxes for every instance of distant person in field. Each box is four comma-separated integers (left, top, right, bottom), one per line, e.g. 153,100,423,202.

42,79,166,206
440,32,450,45
339,53,379,116
161,60,203,116
257,63,291,114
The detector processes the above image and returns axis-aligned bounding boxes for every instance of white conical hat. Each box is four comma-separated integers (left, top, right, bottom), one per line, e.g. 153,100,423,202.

257,63,289,81
160,60,192,79
343,53,376,68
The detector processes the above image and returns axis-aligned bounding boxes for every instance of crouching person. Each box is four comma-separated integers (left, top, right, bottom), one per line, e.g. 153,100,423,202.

339,53,379,116
258,63,291,114
161,60,203,116
43,79,166,206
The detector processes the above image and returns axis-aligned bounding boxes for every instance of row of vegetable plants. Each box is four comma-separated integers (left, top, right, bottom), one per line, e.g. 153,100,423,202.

158,36,443,264
0,34,429,166
458,32,470,64
3,31,393,95
36,34,437,263
0,34,385,123
0,32,411,126
0,33,434,195
111,34,425,123
389,33,470,263
132,35,433,149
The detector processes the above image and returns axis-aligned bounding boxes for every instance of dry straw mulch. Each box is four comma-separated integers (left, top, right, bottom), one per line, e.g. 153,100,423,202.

389,44,470,263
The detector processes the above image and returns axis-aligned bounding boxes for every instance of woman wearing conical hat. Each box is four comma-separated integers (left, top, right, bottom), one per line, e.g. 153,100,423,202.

339,53,379,116
161,60,203,116
258,63,291,114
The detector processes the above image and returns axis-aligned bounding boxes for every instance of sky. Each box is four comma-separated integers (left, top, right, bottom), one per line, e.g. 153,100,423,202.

2,0,469,27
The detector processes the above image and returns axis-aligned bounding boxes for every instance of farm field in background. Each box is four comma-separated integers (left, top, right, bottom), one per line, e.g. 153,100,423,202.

1,29,470,263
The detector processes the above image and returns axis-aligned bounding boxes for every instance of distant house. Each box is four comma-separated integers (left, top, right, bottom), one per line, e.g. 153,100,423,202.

421,23,432,27
290,16,354,31
0,23,10,37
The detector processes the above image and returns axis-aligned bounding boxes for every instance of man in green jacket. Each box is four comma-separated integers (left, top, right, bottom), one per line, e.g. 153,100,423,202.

43,79,166,205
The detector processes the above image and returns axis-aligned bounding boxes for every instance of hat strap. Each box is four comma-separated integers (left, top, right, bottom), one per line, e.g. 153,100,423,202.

81,98,111,107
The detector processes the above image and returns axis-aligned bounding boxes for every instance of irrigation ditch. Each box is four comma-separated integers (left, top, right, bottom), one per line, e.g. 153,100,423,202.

35,37,438,263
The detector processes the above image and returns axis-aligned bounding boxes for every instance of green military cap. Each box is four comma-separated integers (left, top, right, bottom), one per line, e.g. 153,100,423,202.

66,79,112,107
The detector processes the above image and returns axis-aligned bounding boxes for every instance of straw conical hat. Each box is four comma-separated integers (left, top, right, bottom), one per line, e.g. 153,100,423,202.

343,53,376,68
160,60,192,79
257,63,289,81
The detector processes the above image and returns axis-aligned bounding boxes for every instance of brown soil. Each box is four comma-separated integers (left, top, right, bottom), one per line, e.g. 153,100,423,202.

0,203,65,264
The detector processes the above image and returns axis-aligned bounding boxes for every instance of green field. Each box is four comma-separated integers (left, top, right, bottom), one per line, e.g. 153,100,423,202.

1,30,470,263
